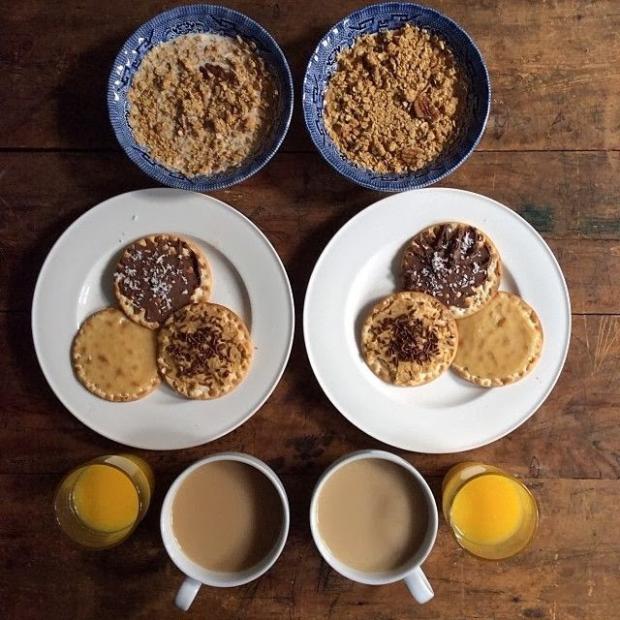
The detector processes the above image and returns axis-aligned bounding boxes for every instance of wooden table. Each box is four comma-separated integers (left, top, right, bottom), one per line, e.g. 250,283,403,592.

1,1,619,618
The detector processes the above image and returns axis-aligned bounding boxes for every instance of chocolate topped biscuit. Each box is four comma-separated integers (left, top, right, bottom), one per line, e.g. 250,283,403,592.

401,223,501,318
157,302,252,399
361,291,458,386
113,235,212,329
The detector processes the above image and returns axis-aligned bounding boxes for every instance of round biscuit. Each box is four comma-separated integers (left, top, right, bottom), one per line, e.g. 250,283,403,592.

451,291,543,387
401,222,502,318
157,302,253,399
361,291,458,386
113,234,212,329
71,307,160,401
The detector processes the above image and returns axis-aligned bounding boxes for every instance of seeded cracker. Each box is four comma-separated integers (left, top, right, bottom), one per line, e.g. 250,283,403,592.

128,33,278,177
113,235,212,330
157,303,253,400
401,223,501,318
323,23,467,173
361,292,458,386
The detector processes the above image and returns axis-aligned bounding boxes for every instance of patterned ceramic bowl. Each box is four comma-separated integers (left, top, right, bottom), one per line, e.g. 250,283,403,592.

108,4,293,191
303,2,490,192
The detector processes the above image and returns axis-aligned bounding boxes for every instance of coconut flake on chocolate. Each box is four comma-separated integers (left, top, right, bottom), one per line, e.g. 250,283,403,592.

114,236,200,323
401,224,491,308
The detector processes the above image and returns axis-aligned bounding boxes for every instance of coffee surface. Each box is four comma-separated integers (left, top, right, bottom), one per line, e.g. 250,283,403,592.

317,458,428,573
172,461,282,572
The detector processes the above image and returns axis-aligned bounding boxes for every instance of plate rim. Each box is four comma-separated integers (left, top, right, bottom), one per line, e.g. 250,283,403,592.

31,188,295,450
303,187,572,453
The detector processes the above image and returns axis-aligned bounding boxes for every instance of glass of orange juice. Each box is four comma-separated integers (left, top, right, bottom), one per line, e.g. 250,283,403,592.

442,462,538,560
54,454,154,548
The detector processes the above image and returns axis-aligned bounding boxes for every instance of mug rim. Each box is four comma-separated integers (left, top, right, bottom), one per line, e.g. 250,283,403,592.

160,451,290,588
309,449,439,585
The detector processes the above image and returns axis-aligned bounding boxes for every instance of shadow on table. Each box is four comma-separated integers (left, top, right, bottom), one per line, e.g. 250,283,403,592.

285,205,395,439
53,33,155,193
277,25,327,154
55,35,125,150
4,34,160,402
5,213,83,410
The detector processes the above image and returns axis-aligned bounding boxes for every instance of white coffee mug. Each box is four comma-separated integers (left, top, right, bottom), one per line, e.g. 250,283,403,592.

161,452,290,611
310,449,438,604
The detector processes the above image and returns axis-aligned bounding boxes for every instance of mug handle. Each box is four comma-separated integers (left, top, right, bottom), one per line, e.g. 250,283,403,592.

404,566,434,604
175,576,202,611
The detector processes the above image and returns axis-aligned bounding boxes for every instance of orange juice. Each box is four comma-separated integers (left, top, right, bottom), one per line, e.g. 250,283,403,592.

72,464,139,532
442,462,538,560
55,454,153,548
450,474,529,545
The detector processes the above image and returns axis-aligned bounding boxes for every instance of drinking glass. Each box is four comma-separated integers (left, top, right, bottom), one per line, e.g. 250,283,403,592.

442,461,538,560
54,454,153,548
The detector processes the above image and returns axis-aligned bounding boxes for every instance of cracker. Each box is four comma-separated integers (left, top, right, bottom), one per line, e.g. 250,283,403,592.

361,291,458,386
451,291,543,387
71,307,160,401
157,302,253,399
113,234,211,330
401,222,501,318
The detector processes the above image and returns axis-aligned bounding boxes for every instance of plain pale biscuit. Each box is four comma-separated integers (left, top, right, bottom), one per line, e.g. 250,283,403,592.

113,234,212,330
361,291,458,386
157,302,253,399
71,307,160,401
401,222,501,318
452,291,543,387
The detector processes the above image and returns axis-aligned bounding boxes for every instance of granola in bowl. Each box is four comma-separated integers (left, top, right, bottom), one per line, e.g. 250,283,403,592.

127,33,279,177
323,23,468,174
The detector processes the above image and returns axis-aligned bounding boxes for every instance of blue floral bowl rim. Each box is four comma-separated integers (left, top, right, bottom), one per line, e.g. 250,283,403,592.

107,3,294,192
302,1,491,192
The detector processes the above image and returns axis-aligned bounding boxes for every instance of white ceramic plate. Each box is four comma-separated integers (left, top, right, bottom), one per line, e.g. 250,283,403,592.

32,189,294,450
304,188,571,453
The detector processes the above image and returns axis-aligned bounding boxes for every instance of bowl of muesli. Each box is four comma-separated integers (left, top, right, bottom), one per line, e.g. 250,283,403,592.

108,4,293,191
303,2,490,192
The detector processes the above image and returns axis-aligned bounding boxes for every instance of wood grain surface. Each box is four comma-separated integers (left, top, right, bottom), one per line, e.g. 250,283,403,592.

1,1,619,619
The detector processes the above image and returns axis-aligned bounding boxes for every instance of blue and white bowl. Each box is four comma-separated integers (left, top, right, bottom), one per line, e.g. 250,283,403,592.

108,4,293,191
303,2,490,192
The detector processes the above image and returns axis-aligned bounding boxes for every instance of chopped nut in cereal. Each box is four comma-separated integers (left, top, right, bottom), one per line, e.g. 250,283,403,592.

323,24,468,174
128,33,278,177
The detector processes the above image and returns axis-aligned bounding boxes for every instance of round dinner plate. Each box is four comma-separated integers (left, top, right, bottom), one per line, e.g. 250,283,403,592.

304,188,571,453
33,189,294,450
